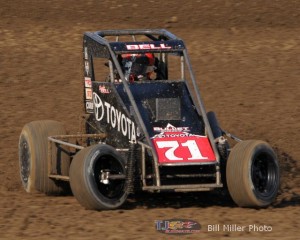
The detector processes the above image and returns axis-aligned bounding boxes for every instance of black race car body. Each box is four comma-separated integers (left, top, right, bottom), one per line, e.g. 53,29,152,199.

83,29,222,190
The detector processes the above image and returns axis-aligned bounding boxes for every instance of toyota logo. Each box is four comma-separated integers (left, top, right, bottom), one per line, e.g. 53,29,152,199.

93,92,104,121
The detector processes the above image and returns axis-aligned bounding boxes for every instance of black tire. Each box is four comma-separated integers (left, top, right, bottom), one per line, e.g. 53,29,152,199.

19,120,70,195
69,144,128,210
226,140,280,207
207,111,222,139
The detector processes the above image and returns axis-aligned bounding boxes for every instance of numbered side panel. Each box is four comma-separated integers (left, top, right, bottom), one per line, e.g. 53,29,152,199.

152,134,216,165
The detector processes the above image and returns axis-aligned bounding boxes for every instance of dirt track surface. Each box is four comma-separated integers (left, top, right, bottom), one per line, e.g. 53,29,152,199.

0,1,300,239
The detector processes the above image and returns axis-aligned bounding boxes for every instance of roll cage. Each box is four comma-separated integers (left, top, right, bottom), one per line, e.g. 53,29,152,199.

82,29,222,189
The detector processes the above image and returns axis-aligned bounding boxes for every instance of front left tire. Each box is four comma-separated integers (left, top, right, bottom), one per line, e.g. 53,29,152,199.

69,144,128,210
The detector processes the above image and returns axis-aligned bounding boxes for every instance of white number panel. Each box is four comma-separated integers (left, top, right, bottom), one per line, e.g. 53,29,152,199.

152,135,216,164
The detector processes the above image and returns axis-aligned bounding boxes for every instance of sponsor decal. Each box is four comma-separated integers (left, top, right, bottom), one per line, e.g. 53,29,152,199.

85,77,92,88
93,92,104,120
99,85,110,94
85,61,89,75
152,124,194,139
84,77,93,110
154,132,195,138
85,101,94,111
93,92,137,143
155,219,201,235
85,88,93,100
84,47,88,60
154,123,189,133
126,43,171,50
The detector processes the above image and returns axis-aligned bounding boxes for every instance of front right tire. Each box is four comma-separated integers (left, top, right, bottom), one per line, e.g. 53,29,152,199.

226,140,280,207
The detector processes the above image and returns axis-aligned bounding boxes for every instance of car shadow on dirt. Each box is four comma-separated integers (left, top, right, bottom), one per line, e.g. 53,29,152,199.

123,190,300,210
124,191,234,209
122,148,300,210
275,194,300,208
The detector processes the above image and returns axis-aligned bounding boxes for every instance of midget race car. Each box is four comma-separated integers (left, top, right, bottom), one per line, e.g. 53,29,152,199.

19,29,280,210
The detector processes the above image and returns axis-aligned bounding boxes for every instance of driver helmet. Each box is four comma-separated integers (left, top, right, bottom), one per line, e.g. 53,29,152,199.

121,53,156,81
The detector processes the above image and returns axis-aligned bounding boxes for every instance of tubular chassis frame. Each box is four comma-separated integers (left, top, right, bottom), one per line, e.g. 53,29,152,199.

47,29,226,192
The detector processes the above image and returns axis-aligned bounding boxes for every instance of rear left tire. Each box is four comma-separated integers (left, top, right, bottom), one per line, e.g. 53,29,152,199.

19,120,70,195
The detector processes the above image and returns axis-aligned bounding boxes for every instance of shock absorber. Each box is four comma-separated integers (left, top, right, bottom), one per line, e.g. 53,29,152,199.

125,144,137,194
217,136,229,161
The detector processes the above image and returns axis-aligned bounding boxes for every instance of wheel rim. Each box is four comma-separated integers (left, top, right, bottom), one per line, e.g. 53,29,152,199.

94,154,125,200
251,151,278,199
19,136,30,186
